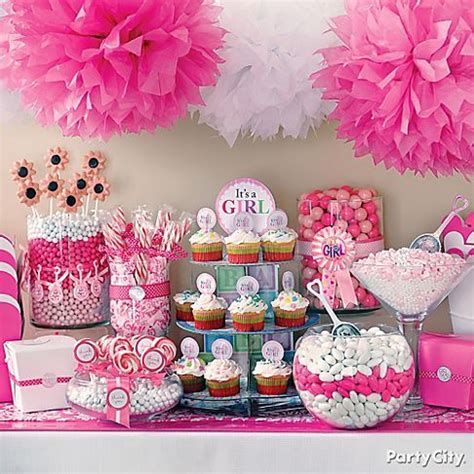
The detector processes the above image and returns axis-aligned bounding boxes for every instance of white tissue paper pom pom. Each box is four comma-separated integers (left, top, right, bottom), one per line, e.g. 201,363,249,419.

196,0,345,146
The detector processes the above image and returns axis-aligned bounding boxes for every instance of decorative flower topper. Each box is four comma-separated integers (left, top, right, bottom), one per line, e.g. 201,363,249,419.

58,188,83,213
44,147,69,171
10,159,36,182
89,175,110,202
17,181,41,206
39,173,64,198
69,172,90,196
82,151,106,175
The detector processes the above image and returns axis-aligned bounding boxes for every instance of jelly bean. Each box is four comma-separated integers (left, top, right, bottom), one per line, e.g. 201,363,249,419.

382,390,391,402
310,383,324,395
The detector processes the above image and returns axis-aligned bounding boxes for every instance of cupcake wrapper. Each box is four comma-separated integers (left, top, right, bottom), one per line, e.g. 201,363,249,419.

175,304,194,322
179,374,205,393
192,243,223,262
207,377,240,397
262,241,296,262
232,310,265,332
193,309,226,330
255,375,290,395
226,243,260,264
273,307,307,328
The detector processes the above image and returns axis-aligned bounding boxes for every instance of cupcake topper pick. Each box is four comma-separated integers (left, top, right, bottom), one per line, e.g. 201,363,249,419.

196,208,217,232
196,273,216,295
266,209,288,231
181,337,200,359
236,276,259,296
282,271,295,292
262,341,284,362
231,212,254,232
211,339,233,360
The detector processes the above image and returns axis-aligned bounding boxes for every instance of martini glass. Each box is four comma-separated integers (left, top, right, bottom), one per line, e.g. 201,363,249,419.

351,258,472,411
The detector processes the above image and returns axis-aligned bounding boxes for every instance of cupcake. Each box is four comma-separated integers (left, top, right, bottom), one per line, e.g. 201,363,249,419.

261,228,298,262
204,359,242,397
173,290,200,321
175,357,206,393
229,294,268,332
253,360,292,395
271,290,309,327
224,229,261,264
189,229,224,262
191,294,228,330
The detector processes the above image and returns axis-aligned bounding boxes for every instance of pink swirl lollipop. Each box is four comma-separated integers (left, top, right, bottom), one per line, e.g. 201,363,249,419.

133,335,156,356
109,337,133,358
153,337,177,365
112,350,141,375
97,335,114,359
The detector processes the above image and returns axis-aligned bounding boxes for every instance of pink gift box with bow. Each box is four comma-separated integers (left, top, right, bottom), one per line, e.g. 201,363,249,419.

419,332,474,410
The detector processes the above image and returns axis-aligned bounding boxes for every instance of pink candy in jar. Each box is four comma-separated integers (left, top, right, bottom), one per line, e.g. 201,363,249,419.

297,185,384,310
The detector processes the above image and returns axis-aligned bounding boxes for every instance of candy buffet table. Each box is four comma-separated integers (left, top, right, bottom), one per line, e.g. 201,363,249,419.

1,404,472,473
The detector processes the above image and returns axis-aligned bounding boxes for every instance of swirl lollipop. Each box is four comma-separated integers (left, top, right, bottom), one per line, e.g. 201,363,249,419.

153,337,177,365
57,188,83,214
109,337,133,357
17,181,42,207
82,151,107,175
44,147,69,171
10,159,36,182
97,335,114,360
112,350,141,375
69,172,90,197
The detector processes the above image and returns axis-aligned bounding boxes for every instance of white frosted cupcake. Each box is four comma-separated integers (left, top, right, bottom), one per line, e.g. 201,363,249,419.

205,359,242,397
173,290,200,321
224,229,261,264
271,290,309,327
175,357,206,393
261,228,298,261
229,294,268,332
190,230,224,262
253,360,292,395
191,294,228,330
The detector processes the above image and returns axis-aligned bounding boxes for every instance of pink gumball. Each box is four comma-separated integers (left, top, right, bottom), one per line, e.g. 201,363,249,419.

299,201,310,215
363,201,377,214
334,220,348,232
351,277,359,289
368,228,380,239
299,226,306,237
316,192,325,198
325,189,337,198
298,214,306,225
319,196,331,210
312,222,324,234
302,267,316,280
356,233,369,241
332,298,341,309
306,258,319,270
302,216,314,228
363,294,376,308
349,196,362,209
303,229,315,240
336,189,350,201
313,189,322,194
310,207,323,220
354,208,368,221
368,213,379,225
341,185,353,192
358,189,373,200
321,213,335,227
300,193,309,202
355,287,367,301
348,224,361,238
360,220,373,233
328,200,341,216
340,206,354,221
303,278,311,288
308,194,319,208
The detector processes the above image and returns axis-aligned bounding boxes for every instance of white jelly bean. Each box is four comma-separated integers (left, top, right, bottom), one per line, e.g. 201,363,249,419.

329,363,344,375
343,398,355,412
319,372,335,382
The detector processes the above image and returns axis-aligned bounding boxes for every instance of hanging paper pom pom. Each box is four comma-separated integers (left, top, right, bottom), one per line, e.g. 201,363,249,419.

312,0,474,177
196,0,345,146
0,0,225,140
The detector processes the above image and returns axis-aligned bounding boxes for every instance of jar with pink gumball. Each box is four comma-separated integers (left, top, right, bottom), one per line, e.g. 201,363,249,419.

297,185,384,313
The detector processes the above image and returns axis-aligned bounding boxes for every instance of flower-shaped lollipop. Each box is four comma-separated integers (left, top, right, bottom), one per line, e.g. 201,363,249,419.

58,188,83,213
17,181,42,207
44,147,69,171
82,151,106,175
89,175,110,202
39,173,64,198
10,159,36,182
69,172,90,196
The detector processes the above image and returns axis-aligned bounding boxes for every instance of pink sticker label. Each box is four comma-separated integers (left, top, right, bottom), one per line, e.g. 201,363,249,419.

266,209,288,230
197,208,217,232
211,339,233,360
181,337,200,358
196,273,216,295
74,340,98,364
134,336,155,355
41,373,57,388
236,276,259,296
142,348,165,372
262,341,284,362
107,387,129,410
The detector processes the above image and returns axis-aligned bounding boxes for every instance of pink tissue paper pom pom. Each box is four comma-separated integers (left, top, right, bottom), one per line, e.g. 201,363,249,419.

311,0,474,178
0,0,225,140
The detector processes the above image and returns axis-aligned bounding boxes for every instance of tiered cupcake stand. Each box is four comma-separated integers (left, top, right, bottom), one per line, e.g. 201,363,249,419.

176,259,320,416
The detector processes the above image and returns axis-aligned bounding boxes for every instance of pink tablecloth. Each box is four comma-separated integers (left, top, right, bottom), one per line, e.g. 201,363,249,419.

0,403,472,432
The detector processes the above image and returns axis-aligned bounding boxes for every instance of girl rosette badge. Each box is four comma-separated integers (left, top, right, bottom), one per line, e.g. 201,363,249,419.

311,226,358,310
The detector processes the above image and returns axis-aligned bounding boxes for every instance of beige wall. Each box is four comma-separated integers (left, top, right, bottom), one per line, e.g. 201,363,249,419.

1,116,472,339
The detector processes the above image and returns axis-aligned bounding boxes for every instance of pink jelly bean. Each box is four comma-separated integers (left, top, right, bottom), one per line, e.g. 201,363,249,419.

363,201,377,214
311,384,324,395
324,391,333,399
340,206,354,221
359,220,373,233
357,385,372,396
348,224,361,238
372,366,380,378
387,382,397,394
322,382,337,392
354,208,368,221
301,367,311,378
386,368,394,381
358,189,373,200
399,376,408,388
308,374,321,384
379,380,387,391
338,388,350,398
299,201,310,215
310,207,323,220
339,380,356,391
369,376,379,392
355,373,368,385
382,390,391,402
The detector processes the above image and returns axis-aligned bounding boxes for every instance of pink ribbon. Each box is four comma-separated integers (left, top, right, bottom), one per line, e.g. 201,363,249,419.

109,281,170,300
9,373,72,387
106,376,130,428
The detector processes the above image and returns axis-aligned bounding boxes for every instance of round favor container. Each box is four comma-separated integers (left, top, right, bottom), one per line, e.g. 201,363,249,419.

67,372,183,421
294,324,414,429
26,213,110,329
297,188,384,311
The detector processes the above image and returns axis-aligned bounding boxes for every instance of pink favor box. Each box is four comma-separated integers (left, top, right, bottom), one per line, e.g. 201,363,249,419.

419,332,474,410
4,335,77,412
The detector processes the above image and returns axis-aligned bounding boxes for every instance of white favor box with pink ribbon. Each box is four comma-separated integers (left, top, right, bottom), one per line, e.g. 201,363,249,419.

4,335,77,412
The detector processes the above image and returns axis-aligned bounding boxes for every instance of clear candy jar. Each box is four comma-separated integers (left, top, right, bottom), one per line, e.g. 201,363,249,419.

293,324,414,429
26,213,110,328
67,372,183,421
297,186,384,311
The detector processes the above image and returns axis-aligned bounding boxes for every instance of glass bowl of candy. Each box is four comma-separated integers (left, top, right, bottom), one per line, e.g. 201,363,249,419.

293,323,414,429
297,186,384,312
67,372,183,422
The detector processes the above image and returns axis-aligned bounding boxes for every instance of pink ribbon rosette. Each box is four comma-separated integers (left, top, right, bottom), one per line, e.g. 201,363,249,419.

311,226,358,309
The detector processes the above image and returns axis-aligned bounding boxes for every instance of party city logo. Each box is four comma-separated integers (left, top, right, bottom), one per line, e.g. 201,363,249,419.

386,450,466,468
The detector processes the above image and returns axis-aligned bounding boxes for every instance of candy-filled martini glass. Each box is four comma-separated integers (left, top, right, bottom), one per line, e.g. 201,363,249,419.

351,249,472,410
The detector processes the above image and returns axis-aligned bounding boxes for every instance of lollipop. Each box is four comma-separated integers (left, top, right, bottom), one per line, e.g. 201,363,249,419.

10,159,36,182
112,350,141,375
97,335,114,360
39,173,64,198
109,337,133,357
57,188,83,213
89,176,110,202
153,337,177,365
69,172,90,196
17,181,42,207
141,347,166,373
44,147,69,171
82,151,107,175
